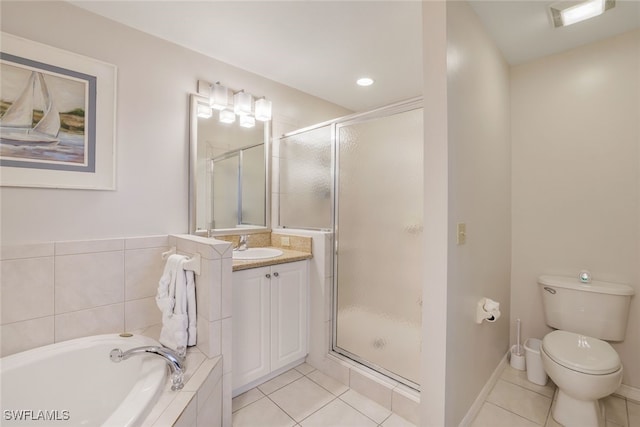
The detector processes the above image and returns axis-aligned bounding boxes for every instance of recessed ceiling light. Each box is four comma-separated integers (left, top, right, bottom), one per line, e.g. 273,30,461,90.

356,77,374,87
548,0,615,28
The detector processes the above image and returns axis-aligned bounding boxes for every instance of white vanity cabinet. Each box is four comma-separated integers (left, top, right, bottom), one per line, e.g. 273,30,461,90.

232,260,308,394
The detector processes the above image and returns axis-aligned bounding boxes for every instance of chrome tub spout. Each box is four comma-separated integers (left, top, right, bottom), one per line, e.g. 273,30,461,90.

110,345,186,391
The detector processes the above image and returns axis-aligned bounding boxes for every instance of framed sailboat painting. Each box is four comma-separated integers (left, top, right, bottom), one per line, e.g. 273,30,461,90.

0,32,116,189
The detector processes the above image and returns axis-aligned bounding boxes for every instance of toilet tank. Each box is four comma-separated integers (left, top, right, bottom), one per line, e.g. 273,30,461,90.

538,275,634,341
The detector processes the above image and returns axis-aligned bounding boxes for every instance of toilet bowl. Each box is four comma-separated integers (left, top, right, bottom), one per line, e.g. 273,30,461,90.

537,275,634,427
540,331,622,427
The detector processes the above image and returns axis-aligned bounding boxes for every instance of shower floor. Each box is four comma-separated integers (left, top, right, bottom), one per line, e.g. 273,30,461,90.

336,306,421,387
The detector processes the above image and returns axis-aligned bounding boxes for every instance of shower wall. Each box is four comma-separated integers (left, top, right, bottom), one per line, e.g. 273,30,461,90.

278,101,423,388
335,108,423,386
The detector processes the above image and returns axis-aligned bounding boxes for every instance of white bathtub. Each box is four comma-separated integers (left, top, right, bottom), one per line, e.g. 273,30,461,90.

1,334,167,426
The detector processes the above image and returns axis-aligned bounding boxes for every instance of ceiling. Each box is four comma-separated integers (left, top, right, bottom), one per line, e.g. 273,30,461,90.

69,1,639,112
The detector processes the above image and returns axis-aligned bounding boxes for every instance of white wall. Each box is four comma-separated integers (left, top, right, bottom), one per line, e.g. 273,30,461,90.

0,1,349,246
511,29,640,389
421,2,511,425
444,2,512,425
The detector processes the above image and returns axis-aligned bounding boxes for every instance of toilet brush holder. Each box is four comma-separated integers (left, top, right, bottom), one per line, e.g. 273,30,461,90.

510,345,526,371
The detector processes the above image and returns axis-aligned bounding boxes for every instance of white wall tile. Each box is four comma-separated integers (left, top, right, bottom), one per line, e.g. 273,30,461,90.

221,257,233,319
125,235,169,250
54,303,124,342
198,375,222,427
221,317,232,375
1,257,54,324
222,372,233,427
0,243,54,260
155,391,197,427
196,316,221,358
125,247,167,300
349,368,396,410
315,355,350,387
0,316,54,356
392,385,420,426
55,251,124,313
55,238,124,255
196,256,221,322
174,234,230,260
125,297,161,331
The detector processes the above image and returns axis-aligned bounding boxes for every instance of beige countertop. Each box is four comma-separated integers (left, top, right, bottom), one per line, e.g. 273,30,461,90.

232,247,312,271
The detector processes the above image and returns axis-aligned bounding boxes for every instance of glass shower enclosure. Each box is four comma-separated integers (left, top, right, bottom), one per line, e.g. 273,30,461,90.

279,99,423,389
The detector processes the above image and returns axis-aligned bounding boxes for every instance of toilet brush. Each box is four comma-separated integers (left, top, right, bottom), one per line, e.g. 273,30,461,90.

510,318,526,370
515,318,523,356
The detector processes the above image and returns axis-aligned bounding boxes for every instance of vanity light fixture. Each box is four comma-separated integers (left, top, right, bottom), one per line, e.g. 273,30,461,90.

549,0,614,28
219,109,236,124
254,97,272,122
356,77,374,87
239,115,256,128
197,79,271,126
233,91,253,116
210,82,230,110
197,104,213,118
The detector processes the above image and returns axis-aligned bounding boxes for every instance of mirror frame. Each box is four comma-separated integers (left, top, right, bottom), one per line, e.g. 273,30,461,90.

188,93,271,236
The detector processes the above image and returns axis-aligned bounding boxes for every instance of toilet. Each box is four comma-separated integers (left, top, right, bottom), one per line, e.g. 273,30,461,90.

537,275,634,427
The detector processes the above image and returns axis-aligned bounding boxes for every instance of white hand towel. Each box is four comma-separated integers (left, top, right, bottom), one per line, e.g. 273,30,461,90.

185,269,197,346
156,254,181,315
157,254,189,351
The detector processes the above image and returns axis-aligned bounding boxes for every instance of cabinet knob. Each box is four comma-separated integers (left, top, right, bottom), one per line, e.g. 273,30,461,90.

273,272,279,277
265,273,271,279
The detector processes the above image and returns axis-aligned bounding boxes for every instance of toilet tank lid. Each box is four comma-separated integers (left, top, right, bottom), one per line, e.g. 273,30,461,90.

538,275,634,296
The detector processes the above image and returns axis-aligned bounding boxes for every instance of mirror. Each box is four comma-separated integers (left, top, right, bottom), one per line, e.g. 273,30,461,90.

189,94,270,235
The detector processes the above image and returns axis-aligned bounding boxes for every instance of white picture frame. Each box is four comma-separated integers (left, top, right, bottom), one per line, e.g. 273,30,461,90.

0,32,117,190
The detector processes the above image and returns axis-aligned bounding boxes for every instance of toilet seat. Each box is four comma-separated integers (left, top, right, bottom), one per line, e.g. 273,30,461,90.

542,330,621,375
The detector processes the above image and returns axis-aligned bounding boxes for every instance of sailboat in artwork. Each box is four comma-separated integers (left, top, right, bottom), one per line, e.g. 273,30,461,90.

0,71,61,145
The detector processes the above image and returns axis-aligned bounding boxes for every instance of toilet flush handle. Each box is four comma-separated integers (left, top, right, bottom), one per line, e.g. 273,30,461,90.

543,287,556,294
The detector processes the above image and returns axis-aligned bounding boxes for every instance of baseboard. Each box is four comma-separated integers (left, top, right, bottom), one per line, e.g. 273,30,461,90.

614,383,640,403
459,350,509,427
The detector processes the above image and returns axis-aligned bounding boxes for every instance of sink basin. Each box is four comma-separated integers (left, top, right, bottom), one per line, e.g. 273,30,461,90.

232,247,284,260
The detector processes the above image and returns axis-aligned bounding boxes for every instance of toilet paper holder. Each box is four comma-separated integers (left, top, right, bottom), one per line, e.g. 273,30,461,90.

476,298,501,324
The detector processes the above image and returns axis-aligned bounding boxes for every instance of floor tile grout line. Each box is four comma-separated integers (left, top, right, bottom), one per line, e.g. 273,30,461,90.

258,371,305,396
483,401,546,426
302,369,350,398
231,389,266,414
336,392,392,426
484,398,549,426
267,389,338,425
499,376,557,399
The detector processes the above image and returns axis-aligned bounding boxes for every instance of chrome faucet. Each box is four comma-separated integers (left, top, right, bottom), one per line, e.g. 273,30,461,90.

109,346,186,391
236,235,248,251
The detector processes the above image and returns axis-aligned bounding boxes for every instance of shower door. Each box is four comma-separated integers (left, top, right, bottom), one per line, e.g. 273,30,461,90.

334,106,423,388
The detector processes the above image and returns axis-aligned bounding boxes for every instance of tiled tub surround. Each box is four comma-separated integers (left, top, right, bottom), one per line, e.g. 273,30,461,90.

142,347,223,426
0,234,233,426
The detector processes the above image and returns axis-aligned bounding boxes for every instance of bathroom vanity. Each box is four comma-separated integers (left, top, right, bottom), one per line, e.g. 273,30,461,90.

225,233,312,396
232,259,309,396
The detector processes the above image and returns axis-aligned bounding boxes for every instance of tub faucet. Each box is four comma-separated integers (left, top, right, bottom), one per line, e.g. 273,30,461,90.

109,345,186,391
236,235,248,251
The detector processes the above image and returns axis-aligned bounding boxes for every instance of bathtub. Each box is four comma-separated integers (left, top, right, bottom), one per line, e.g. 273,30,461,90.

1,334,167,426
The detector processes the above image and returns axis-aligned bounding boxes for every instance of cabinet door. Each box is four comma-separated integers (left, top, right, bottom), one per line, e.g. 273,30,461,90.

270,260,308,371
232,266,271,391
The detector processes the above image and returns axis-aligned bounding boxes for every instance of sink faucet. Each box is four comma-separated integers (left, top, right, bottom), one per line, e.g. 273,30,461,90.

109,345,186,390
236,235,248,251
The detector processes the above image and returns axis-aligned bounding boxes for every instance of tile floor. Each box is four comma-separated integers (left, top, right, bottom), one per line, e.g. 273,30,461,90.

471,364,640,427
232,363,417,427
